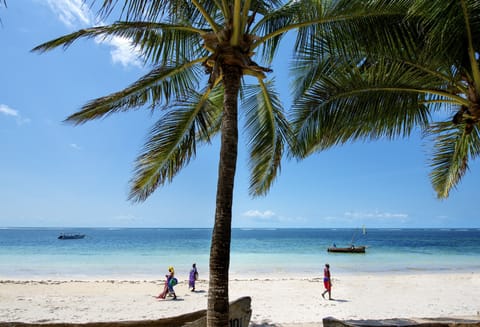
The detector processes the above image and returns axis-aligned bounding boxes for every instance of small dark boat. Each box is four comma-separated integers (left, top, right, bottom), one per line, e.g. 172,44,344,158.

58,233,85,240
328,226,367,253
327,245,366,253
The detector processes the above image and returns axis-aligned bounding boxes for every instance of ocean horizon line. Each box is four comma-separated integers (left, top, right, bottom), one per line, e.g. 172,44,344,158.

1,226,480,230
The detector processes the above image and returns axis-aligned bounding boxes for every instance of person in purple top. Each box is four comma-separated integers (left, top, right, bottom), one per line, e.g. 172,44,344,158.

189,263,198,292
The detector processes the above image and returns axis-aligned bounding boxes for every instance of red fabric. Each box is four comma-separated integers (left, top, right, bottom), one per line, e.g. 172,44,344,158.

323,267,331,290
323,280,331,291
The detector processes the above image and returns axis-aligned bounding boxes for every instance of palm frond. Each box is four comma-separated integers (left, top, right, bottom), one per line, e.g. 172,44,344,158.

242,79,293,196
408,1,468,60
427,122,480,198
98,0,180,22
32,21,207,66
292,58,443,157
250,0,299,63
196,84,224,141
97,0,221,29
65,59,205,125
410,0,480,94
129,87,221,202
283,0,417,67
132,23,208,65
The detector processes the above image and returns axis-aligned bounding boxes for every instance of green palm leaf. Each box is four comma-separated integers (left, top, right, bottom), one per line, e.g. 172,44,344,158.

98,0,190,22
292,58,438,156
408,0,480,93
197,84,224,141
290,0,416,61
291,0,480,198
251,0,300,63
129,86,221,202
32,21,207,66
427,122,480,198
242,79,293,196
65,59,205,124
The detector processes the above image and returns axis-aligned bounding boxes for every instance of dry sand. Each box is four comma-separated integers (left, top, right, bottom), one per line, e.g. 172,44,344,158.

1,273,480,326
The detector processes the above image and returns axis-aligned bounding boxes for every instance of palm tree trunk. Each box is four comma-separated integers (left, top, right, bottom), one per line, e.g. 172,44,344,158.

207,64,241,327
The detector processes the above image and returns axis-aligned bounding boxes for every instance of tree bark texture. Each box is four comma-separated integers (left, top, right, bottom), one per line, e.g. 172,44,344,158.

207,64,241,327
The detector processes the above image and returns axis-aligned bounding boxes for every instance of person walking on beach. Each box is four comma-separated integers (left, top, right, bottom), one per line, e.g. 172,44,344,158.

156,266,177,300
322,263,332,300
189,263,198,292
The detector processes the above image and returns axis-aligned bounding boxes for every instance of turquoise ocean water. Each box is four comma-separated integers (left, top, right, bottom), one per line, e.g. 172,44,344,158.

1,228,479,279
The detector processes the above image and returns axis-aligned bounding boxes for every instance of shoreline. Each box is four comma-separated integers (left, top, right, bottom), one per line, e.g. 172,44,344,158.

1,272,480,326
2,266,480,282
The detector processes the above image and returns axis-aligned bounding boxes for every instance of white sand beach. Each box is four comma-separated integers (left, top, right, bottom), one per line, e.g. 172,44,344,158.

1,273,480,326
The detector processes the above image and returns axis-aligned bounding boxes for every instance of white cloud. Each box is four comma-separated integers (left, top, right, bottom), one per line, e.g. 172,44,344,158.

243,210,276,219
0,104,31,125
242,209,306,225
103,36,142,68
0,104,18,117
46,0,91,27
44,0,141,68
344,210,408,220
69,143,81,150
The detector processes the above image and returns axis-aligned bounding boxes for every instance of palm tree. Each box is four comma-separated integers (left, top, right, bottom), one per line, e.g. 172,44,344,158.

34,2,292,325
292,0,480,199
33,0,411,325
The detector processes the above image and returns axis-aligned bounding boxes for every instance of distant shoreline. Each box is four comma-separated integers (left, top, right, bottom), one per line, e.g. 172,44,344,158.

3,266,480,282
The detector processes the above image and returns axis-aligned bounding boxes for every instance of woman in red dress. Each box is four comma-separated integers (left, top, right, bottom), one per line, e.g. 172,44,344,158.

322,263,332,300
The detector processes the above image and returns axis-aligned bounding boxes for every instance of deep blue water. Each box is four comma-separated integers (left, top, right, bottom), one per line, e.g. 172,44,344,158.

1,228,479,279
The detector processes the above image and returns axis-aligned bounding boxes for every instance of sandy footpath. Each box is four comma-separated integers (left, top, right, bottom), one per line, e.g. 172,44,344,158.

1,273,480,326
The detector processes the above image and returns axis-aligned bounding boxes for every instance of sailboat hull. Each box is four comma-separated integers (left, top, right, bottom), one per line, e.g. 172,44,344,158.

327,246,366,253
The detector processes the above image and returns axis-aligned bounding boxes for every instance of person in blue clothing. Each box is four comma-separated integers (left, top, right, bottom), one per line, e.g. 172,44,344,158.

156,266,177,300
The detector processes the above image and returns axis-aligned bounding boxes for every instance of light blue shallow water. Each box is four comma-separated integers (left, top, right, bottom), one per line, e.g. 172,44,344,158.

1,228,479,279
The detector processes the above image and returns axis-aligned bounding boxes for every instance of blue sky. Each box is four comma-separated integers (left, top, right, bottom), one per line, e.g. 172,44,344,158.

1,1,478,229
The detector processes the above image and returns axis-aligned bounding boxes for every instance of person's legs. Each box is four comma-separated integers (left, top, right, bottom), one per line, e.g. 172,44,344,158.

168,283,177,300
156,283,168,299
322,280,328,298
321,281,332,299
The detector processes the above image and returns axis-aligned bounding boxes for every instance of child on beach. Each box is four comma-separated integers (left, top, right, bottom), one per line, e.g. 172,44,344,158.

322,263,332,300
156,266,177,300
189,263,198,292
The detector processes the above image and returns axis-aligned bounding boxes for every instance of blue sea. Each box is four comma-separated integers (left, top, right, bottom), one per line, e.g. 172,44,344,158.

1,228,480,279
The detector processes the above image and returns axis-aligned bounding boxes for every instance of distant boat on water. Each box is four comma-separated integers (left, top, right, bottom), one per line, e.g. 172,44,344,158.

327,245,366,253
328,226,367,253
58,233,85,240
